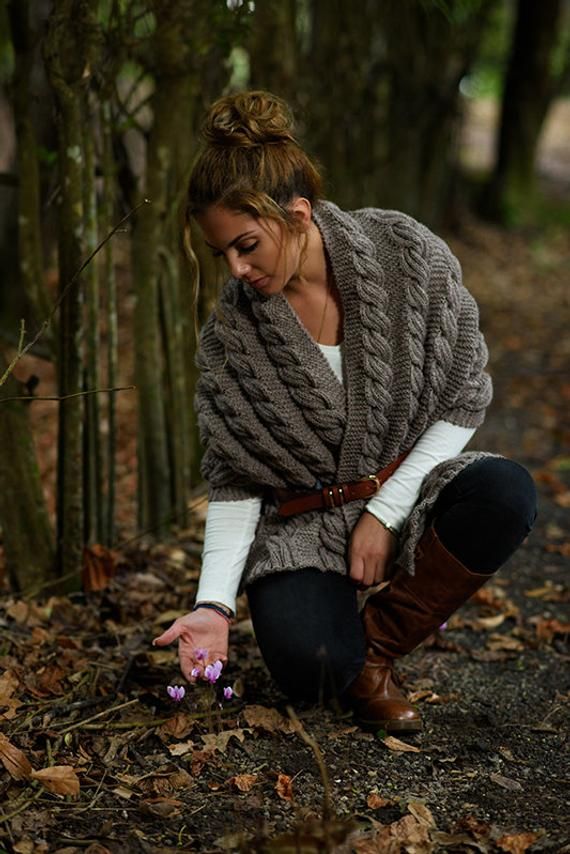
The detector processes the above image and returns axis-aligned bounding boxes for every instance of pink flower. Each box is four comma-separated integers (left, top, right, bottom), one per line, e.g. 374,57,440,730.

167,685,185,701
191,666,202,679
439,621,448,631
223,686,233,700
194,648,208,662
204,660,223,684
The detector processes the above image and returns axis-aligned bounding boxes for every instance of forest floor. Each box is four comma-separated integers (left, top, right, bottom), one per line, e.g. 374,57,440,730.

1,213,568,854
1,107,570,853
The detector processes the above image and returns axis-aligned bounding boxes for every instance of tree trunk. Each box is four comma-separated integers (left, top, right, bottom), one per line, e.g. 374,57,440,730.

0,355,54,593
44,0,99,588
7,0,55,350
379,0,493,225
487,0,563,224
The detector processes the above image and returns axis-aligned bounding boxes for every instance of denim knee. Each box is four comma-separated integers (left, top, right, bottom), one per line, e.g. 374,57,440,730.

265,637,365,703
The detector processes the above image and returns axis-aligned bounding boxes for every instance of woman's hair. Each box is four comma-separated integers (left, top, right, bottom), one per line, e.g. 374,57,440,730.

186,90,324,228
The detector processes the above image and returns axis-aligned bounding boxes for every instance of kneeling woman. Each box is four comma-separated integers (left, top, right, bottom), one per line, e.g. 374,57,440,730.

154,91,537,732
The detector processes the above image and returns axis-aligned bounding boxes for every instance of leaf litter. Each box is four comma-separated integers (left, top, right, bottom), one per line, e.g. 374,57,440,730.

1,218,569,850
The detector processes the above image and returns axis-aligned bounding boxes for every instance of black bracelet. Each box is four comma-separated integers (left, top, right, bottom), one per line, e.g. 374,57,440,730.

192,602,234,621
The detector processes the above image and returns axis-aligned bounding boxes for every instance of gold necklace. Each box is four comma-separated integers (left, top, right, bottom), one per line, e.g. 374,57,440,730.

316,269,332,344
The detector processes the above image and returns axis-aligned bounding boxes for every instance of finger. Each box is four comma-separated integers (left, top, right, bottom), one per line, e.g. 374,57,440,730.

350,555,364,584
152,622,181,647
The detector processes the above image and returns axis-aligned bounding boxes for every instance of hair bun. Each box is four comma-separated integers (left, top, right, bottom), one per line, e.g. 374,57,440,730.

203,90,296,148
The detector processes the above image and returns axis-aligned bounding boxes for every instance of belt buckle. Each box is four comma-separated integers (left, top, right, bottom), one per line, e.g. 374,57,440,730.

367,474,381,494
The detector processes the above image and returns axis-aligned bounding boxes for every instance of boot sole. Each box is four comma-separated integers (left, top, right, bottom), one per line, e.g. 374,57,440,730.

358,717,423,734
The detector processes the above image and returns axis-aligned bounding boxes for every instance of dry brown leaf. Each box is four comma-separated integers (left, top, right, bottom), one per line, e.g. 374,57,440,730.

525,582,567,601
113,785,136,799
81,544,118,592
487,633,524,652
201,728,247,753
157,712,196,741
490,772,522,792
366,792,392,809
496,831,539,853
0,670,21,721
545,541,570,557
6,600,32,624
242,704,295,734
0,733,32,780
227,773,258,792
553,491,570,508
31,765,80,796
532,617,570,642
168,768,194,791
167,739,194,757
407,801,435,827
275,772,293,801
142,796,182,817
476,614,506,630
382,735,421,753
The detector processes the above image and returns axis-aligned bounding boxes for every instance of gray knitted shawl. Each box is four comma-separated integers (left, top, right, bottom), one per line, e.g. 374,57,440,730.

195,201,494,584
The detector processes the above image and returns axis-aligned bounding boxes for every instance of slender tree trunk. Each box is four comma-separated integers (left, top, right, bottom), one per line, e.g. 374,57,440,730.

101,99,118,547
44,0,99,587
8,0,55,350
82,98,103,544
487,0,563,224
0,355,54,593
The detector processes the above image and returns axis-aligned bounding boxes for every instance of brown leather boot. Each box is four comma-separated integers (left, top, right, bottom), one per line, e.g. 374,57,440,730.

348,525,493,732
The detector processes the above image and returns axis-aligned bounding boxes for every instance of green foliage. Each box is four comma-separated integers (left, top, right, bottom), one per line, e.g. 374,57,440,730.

461,0,515,99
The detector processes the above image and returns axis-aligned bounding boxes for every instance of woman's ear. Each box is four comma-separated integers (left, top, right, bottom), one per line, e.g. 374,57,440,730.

288,196,313,230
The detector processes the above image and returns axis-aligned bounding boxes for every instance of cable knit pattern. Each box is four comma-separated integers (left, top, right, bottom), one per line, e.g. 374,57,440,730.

194,201,494,583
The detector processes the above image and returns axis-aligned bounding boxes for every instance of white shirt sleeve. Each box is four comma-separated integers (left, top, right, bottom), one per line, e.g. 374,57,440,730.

195,497,262,613
365,420,475,532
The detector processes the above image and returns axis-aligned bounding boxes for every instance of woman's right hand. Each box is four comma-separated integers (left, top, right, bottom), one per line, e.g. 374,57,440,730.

152,609,230,683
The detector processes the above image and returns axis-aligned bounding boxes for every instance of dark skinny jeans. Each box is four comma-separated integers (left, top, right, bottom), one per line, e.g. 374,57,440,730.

246,458,537,703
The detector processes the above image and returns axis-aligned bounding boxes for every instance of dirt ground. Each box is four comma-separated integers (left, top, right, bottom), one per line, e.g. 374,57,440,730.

1,109,569,853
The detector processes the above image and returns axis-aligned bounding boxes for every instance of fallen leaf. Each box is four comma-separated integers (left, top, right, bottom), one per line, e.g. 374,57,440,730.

545,542,570,557
489,772,522,792
201,728,247,753
82,544,118,593
554,491,570,508
31,765,80,796
530,616,570,642
227,773,258,792
382,736,421,753
113,785,135,799
0,733,32,780
366,792,392,809
275,773,293,801
407,801,435,826
142,796,182,817
157,712,196,741
496,831,540,853
242,704,295,734
476,614,506,630
0,671,22,720
487,633,524,652
167,740,194,757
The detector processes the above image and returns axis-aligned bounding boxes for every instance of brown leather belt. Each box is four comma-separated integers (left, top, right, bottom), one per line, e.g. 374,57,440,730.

275,451,409,517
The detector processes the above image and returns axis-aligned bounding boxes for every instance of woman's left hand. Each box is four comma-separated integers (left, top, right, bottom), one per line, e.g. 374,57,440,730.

349,511,398,588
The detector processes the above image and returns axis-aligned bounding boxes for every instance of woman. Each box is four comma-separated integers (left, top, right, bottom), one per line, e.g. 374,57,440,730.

153,91,537,732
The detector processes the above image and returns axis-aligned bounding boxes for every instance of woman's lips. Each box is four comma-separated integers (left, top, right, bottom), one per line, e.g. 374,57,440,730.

248,276,270,289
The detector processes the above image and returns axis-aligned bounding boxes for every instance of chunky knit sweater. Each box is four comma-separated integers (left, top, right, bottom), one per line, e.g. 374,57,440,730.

194,200,494,584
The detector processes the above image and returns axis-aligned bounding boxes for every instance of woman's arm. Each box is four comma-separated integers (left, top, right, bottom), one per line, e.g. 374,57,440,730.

350,420,475,588
152,497,261,680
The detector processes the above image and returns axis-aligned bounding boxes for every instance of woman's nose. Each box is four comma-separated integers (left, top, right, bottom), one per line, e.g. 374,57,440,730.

228,255,250,279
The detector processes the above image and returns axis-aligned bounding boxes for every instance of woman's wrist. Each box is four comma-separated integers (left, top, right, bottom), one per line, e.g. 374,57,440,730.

192,600,234,623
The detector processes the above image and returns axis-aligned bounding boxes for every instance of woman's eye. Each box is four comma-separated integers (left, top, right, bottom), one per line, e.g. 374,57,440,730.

238,242,258,255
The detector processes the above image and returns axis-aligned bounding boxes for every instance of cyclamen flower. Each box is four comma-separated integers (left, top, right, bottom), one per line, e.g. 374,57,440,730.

191,666,202,679
167,685,185,701
223,686,233,700
439,621,448,631
194,648,208,662
204,660,223,684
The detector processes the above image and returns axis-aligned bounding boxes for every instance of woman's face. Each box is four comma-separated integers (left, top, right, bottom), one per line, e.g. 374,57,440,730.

196,205,304,296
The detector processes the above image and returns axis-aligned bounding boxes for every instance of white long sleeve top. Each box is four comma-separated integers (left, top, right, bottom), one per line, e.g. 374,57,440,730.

195,342,475,613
